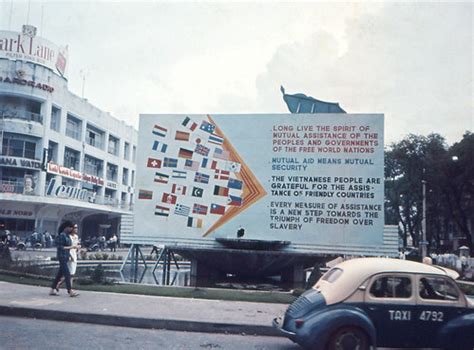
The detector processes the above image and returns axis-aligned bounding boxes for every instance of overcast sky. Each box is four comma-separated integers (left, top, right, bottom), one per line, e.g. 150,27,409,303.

1,1,472,145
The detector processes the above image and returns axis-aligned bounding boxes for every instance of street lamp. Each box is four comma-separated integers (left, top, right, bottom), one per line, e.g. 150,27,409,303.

421,168,427,260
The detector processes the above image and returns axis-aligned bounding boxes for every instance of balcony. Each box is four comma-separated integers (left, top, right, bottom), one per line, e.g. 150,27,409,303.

1,111,43,124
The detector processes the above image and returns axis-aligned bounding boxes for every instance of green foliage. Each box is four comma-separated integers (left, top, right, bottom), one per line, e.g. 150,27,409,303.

90,264,105,284
385,132,474,253
0,246,13,268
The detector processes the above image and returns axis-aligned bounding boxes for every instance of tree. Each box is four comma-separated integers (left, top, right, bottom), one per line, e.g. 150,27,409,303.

385,132,474,254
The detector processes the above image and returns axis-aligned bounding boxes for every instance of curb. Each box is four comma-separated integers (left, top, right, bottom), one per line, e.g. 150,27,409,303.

0,305,282,337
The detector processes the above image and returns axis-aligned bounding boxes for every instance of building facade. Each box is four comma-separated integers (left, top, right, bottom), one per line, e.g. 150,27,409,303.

0,26,137,241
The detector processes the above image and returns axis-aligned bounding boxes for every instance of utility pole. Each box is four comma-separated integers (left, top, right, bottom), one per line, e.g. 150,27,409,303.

421,168,427,260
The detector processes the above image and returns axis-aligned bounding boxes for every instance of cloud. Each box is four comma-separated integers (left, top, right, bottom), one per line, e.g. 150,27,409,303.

254,2,473,145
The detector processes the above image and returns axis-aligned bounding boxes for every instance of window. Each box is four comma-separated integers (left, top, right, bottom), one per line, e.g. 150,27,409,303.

50,106,61,132
322,268,343,283
122,168,129,185
131,170,135,187
106,163,118,182
124,142,130,160
419,277,459,301
1,134,37,159
84,155,103,177
66,114,82,141
47,141,58,163
63,147,80,170
370,276,412,298
132,145,137,162
108,135,119,156
86,124,104,149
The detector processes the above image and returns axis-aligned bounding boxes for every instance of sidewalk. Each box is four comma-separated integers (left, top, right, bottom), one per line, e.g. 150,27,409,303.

0,281,287,336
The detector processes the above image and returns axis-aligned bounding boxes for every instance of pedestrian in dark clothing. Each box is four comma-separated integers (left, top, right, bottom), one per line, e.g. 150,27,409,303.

49,221,80,297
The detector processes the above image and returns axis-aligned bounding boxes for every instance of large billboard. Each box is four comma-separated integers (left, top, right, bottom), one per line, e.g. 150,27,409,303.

134,114,384,248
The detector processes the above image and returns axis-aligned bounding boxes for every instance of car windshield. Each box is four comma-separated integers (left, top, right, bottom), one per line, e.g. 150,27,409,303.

322,267,343,283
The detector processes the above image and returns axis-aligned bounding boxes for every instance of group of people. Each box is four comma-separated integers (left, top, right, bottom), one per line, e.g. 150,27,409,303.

49,221,80,298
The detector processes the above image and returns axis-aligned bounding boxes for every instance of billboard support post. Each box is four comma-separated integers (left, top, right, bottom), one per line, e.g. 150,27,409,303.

120,244,148,282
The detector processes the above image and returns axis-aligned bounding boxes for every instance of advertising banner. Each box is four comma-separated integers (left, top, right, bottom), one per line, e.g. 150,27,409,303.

0,30,68,77
134,114,384,247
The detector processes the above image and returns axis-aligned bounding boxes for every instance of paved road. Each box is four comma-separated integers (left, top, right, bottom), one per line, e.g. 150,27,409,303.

0,316,298,350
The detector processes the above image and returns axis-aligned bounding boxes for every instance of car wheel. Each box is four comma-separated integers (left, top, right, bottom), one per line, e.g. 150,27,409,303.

326,327,370,350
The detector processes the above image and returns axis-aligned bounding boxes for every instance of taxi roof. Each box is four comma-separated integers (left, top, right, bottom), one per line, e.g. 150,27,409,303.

315,257,459,305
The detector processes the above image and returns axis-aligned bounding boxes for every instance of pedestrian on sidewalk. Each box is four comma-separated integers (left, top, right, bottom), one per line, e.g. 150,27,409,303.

49,221,80,297
56,224,80,290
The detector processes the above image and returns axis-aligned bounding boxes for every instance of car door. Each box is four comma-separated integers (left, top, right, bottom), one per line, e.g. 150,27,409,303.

361,273,416,348
412,274,467,348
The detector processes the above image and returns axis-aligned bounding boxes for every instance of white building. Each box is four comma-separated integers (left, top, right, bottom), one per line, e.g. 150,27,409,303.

0,25,137,241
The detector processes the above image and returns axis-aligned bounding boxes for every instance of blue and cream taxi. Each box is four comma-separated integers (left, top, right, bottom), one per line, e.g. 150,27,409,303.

273,257,474,350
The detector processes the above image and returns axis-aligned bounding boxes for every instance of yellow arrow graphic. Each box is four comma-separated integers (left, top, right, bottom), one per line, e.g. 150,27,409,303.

203,115,267,237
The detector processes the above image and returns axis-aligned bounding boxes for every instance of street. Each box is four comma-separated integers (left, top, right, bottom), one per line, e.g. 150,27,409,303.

0,316,297,350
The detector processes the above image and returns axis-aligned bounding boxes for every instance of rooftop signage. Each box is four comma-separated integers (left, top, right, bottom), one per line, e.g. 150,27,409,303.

0,26,68,78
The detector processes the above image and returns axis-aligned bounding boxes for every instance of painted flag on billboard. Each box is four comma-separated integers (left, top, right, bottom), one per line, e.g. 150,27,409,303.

147,158,162,168
192,136,202,145
227,195,242,206
162,193,177,205
152,140,168,153
154,172,169,184
174,204,190,216
172,170,187,179
208,133,224,146
191,187,204,198
138,189,153,200
199,121,216,134
194,172,210,184
155,205,170,217
175,131,190,141
213,185,229,197
201,158,209,168
152,124,167,137
228,178,243,190
163,157,178,168
184,159,199,171
178,148,193,159
171,184,187,195
182,116,197,131
214,169,230,180
187,217,203,228
225,161,241,173
195,144,210,157
192,203,208,215
210,203,225,215
213,148,229,160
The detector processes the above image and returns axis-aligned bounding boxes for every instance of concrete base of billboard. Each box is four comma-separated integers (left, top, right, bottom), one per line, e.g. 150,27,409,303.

171,246,330,289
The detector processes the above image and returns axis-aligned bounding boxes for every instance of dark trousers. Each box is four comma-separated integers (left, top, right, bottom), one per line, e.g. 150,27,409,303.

51,258,72,291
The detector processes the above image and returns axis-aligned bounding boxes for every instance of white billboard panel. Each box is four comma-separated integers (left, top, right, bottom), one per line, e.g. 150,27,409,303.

133,114,384,248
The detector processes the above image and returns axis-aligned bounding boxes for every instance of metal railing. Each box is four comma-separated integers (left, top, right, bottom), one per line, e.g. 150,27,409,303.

1,111,43,124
